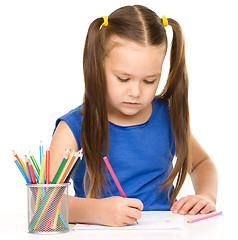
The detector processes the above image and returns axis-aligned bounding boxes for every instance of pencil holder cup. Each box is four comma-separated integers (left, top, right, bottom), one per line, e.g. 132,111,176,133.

26,183,70,234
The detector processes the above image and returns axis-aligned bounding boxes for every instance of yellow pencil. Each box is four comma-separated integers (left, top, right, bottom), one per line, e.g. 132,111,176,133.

52,201,61,229
39,155,46,184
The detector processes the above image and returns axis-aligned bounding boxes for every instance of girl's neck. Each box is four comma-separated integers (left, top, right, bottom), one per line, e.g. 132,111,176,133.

108,102,153,127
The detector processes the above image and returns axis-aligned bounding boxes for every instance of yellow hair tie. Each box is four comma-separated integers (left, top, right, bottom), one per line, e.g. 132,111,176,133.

101,16,109,27
162,15,168,27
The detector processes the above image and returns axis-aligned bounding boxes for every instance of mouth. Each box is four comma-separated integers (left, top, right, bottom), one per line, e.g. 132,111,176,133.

123,102,140,106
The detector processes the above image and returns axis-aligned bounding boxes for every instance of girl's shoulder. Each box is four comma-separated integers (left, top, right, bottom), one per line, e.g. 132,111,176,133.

54,105,83,148
55,105,83,127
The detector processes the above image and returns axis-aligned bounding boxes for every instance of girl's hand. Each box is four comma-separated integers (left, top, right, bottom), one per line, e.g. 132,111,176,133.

170,194,216,215
98,196,143,227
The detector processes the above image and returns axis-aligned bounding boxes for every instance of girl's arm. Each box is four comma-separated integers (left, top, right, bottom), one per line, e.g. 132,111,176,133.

50,120,143,226
171,133,218,215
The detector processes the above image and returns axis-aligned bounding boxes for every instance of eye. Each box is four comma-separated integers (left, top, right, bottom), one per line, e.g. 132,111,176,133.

118,77,130,82
143,79,156,84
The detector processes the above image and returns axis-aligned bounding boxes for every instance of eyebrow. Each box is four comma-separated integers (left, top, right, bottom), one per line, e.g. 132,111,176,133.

113,70,161,78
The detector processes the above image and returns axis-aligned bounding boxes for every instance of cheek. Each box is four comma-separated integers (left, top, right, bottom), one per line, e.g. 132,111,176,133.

106,79,122,102
143,84,159,102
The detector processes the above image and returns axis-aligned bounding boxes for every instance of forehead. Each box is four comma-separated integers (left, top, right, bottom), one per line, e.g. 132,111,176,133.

105,35,166,55
104,35,166,74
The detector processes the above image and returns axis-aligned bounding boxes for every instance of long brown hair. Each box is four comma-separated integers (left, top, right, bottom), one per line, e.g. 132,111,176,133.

81,5,192,203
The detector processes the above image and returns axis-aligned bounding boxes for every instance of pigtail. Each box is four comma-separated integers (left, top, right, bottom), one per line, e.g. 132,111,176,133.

81,18,109,198
159,18,192,204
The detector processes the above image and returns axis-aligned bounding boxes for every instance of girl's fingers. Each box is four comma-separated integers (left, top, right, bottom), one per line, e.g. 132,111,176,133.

177,197,201,215
171,196,191,214
126,205,142,221
171,195,216,215
123,215,138,225
200,203,216,214
188,200,207,215
127,198,144,211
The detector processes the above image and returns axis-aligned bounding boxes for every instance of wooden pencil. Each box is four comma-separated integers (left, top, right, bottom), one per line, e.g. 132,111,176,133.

52,150,70,184
29,151,40,175
39,155,46,184
57,151,78,183
13,150,28,177
25,156,33,184
46,147,50,184
28,159,37,184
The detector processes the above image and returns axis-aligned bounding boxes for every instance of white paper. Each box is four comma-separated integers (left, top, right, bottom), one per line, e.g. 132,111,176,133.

73,211,184,231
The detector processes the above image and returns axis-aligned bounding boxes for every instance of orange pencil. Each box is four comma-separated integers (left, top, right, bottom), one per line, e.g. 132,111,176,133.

56,150,74,183
13,150,28,177
57,151,78,183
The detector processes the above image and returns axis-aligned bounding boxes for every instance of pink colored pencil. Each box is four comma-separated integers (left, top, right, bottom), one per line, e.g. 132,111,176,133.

103,157,126,198
103,156,138,224
187,211,222,223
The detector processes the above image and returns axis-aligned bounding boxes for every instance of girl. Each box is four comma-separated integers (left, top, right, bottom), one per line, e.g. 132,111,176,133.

50,5,218,227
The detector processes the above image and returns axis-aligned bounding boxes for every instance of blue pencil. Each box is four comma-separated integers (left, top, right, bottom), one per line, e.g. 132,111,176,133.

39,141,44,165
14,159,30,184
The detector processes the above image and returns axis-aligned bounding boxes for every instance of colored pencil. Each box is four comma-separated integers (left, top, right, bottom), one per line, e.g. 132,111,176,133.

13,150,28,177
64,153,83,183
57,151,78,183
39,155,46,184
103,156,138,224
187,211,223,223
29,152,40,175
46,147,50,184
103,156,126,197
25,156,33,184
33,167,39,183
14,159,30,183
39,141,44,164
29,159,37,184
51,150,70,184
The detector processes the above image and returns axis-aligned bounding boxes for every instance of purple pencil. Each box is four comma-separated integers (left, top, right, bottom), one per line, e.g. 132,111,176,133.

64,151,83,183
25,156,33,184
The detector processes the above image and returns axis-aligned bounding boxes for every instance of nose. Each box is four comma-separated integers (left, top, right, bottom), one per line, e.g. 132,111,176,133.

128,81,141,98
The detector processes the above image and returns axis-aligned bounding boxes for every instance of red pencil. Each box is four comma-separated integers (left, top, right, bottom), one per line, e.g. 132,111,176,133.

46,148,50,184
28,158,37,184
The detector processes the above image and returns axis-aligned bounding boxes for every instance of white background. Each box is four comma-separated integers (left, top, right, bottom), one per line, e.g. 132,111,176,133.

0,0,237,214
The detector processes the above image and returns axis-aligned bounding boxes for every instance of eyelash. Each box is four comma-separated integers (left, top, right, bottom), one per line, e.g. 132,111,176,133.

118,77,129,82
117,77,155,84
144,80,156,84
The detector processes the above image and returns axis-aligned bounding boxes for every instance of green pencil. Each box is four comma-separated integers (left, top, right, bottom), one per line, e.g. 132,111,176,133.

29,152,40,175
52,151,69,184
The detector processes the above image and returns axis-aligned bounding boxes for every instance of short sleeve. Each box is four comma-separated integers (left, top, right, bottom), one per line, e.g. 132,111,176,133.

53,105,83,149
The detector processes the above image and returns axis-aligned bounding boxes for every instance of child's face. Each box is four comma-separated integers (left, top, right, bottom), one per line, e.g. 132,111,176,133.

104,36,166,125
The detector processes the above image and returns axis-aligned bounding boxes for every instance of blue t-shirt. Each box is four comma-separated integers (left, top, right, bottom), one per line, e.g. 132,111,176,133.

54,97,175,210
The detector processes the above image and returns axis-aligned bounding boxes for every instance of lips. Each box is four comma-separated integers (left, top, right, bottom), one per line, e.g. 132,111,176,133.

123,102,140,106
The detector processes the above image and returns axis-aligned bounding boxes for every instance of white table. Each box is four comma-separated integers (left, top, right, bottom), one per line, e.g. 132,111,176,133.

0,211,231,240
